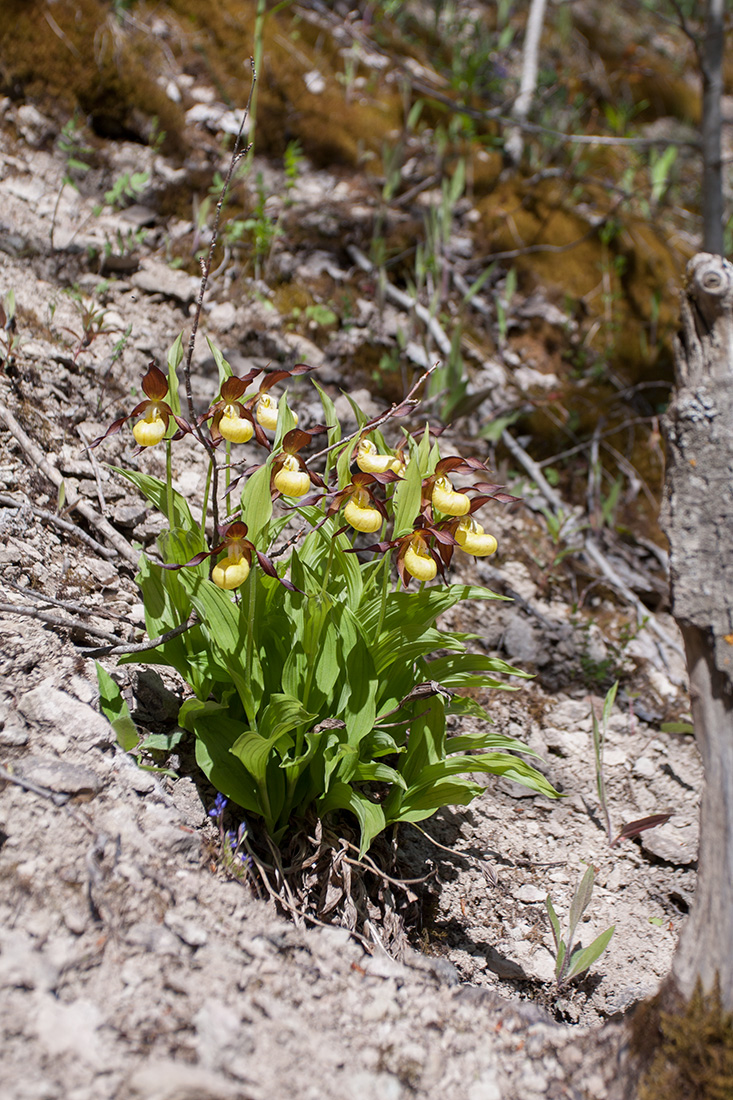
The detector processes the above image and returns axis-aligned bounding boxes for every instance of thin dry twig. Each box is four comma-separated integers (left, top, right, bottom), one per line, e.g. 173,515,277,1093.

182,64,257,548
0,601,123,644
0,762,70,806
0,493,117,560
0,576,136,625
0,406,137,564
77,425,107,513
309,363,439,463
243,837,372,949
78,613,198,657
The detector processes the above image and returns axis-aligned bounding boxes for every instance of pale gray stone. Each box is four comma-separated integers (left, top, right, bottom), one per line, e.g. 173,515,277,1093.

17,683,114,751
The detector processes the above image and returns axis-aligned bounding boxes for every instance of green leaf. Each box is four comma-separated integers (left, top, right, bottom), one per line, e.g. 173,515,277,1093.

166,333,184,419
206,337,233,387
311,379,341,477
342,391,367,429
545,894,561,953
362,584,508,638
405,751,558,800
110,466,195,530
176,572,252,714
240,457,273,544
353,761,407,787
318,782,387,856
564,926,615,982
479,411,522,443
386,777,484,822
392,451,423,538
335,436,355,491
140,729,185,753
602,680,618,726
184,702,264,817
273,391,299,450
95,662,140,752
257,694,318,742
568,866,596,947
660,721,694,734
425,652,531,687
416,423,432,473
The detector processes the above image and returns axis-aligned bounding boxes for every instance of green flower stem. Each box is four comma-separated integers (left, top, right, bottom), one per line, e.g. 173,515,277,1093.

165,440,174,527
239,570,258,730
200,459,213,543
375,550,392,638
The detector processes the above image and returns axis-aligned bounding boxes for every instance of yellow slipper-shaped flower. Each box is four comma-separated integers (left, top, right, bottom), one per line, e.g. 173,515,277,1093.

256,394,298,431
212,554,251,590
273,454,311,497
343,488,383,533
404,536,437,581
132,406,167,447
219,404,254,444
356,439,395,475
432,475,470,516
455,516,498,557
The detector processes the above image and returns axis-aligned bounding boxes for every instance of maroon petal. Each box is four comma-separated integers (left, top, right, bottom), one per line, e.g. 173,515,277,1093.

141,363,169,401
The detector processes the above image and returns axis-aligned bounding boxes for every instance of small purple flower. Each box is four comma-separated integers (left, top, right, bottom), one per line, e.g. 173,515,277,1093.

208,792,228,818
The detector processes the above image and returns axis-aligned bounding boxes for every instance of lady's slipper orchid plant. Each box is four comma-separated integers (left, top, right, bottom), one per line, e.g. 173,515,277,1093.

93,325,556,866
204,373,266,448
271,428,325,499
91,363,190,449
327,472,389,534
400,530,439,583
356,436,402,475
247,364,312,431
454,515,498,557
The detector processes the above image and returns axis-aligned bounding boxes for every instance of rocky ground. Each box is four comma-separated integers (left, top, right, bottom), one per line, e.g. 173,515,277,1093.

0,39,703,1100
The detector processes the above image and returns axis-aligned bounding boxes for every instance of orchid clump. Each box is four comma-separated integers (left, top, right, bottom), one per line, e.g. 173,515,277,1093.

94,335,557,856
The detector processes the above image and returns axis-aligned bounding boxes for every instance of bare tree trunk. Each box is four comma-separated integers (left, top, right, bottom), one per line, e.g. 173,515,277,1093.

701,0,725,254
504,0,548,166
661,252,733,1005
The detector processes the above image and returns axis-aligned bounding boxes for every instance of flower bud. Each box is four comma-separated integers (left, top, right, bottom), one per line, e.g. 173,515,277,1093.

455,517,498,557
404,537,437,581
343,488,383,533
273,453,310,497
219,404,254,444
432,475,470,516
133,407,166,447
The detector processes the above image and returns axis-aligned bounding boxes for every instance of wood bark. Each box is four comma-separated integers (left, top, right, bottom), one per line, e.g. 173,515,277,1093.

661,252,733,1006
701,0,724,255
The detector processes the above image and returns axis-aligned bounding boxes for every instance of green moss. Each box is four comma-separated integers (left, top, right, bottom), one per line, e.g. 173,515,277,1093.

166,0,403,167
0,0,184,151
632,980,733,1100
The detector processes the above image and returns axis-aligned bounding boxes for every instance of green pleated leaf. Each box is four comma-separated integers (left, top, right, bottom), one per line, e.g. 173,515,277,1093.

392,450,423,538
96,663,140,753
166,332,184,418
206,336,233,386
568,866,596,946
318,781,387,857
386,777,484,822
564,926,615,983
240,457,273,545
545,894,562,954
110,466,195,530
